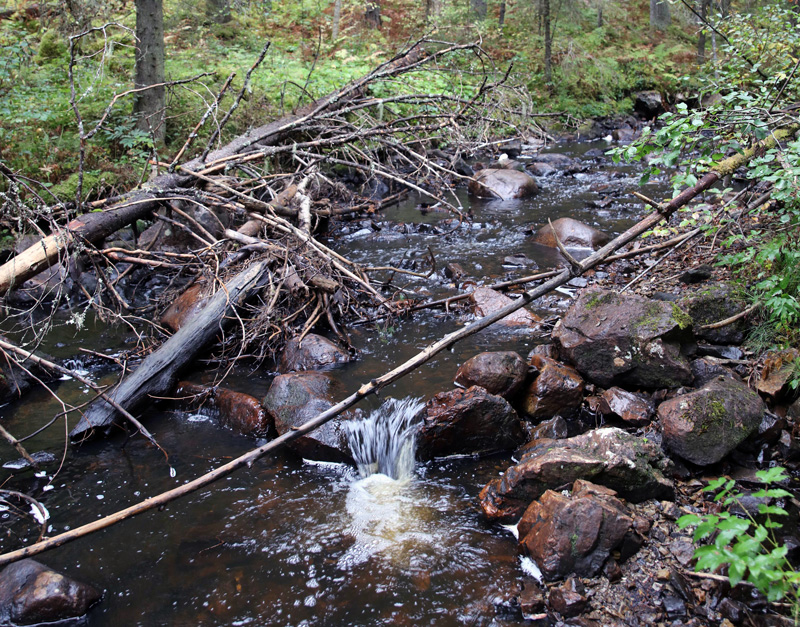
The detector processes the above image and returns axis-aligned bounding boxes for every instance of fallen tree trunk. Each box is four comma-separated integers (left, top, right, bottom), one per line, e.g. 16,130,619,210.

0,44,429,298
69,260,271,440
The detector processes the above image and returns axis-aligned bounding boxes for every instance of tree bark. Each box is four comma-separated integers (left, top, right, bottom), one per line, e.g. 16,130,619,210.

650,0,671,31
332,0,342,39
498,0,506,26
543,0,552,83
364,0,382,28
69,260,271,440
697,0,709,63
206,0,231,23
134,0,166,144
471,0,487,20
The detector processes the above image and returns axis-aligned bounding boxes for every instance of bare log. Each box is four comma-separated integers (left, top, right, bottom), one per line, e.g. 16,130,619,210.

69,260,271,440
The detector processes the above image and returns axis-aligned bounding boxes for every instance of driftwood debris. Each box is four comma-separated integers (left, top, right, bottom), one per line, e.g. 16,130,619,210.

69,260,271,440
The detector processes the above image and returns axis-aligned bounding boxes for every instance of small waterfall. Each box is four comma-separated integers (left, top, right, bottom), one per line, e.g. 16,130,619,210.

344,397,424,481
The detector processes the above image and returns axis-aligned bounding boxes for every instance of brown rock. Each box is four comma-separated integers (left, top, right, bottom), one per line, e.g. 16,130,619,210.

552,287,694,389
469,287,541,328
531,217,610,251
757,349,800,400
527,415,568,441
659,377,765,465
520,481,641,581
416,386,525,460
278,334,351,373
598,387,654,426
454,351,528,399
678,284,749,344
262,372,354,463
522,355,584,419
175,382,271,436
0,559,101,625
161,283,209,332
479,427,673,522
468,168,539,200
547,577,589,616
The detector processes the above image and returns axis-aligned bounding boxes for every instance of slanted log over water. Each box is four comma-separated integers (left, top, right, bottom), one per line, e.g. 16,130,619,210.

69,260,271,440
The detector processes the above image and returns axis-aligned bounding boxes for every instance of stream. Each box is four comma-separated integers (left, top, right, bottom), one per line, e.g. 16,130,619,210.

0,140,670,626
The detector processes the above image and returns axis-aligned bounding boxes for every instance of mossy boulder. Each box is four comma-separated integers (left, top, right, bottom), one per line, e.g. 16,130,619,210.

678,284,749,345
50,171,119,202
658,377,765,465
552,287,694,389
34,30,67,64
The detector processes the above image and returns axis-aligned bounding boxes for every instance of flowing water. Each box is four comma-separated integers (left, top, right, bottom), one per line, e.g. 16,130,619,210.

0,141,671,625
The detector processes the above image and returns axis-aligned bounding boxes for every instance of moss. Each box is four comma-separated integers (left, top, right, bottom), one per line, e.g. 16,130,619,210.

633,302,664,334
50,171,119,201
670,303,693,330
34,30,67,64
584,291,616,311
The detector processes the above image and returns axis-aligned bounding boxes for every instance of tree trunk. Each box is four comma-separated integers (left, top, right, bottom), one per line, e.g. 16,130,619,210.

69,260,271,439
332,0,342,39
597,5,603,27
471,0,487,20
543,0,552,84
206,0,231,23
134,0,166,144
696,0,709,63
650,0,671,31
425,0,441,22
364,0,381,28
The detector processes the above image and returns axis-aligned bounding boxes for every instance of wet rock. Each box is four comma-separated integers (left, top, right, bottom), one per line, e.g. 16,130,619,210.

634,91,665,118
679,264,713,284
416,386,525,460
2,451,58,471
598,387,654,427
519,584,546,615
662,595,686,620
757,348,800,401
469,287,542,328
690,358,737,387
529,153,579,171
444,262,466,282
502,253,537,268
0,559,101,625
519,481,644,581
479,427,674,522
522,355,584,419
527,162,557,177
175,382,270,436
0,335,56,404
678,284,749,345
659,377,765,465
529,343,560,360
552,288,694,389
697,344,744,360
454,351,528,399
468,168,539,200
278,334,351,373
161,283,209,332
530,218,610,251
262,372,354,463
527,415,568,441
548,577,588,616
612,126,635,143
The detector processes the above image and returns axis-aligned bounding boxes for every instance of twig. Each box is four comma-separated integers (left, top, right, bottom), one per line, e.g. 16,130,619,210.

700,302,759,329
0,424,38,469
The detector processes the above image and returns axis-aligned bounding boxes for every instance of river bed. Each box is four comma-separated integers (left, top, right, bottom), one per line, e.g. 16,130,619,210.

0,140,670,626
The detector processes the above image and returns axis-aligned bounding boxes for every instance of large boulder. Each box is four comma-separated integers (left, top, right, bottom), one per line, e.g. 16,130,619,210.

479,427,674,523
175,382,270,436
659,377,765,465
634,91,665,118
678,284,749,345
552,288,694,389
278,334,351,373
469,287,541,328
468,168,539,200
0,559,101,625
530,218,610,251
521,355,584,419
454,351,528,399
518,480,647,580
262,372,353,463
416,386,526,460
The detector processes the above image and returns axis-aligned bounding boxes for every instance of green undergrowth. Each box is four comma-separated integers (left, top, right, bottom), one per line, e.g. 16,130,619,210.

0,0,698,202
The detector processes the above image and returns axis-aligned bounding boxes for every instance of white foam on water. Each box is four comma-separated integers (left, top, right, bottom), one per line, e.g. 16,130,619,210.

519,556,543,584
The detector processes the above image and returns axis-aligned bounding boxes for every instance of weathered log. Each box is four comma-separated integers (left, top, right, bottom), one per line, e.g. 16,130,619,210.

69,260,271,440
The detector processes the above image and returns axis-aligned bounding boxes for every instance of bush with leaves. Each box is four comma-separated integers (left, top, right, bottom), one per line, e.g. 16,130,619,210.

678,467,800,622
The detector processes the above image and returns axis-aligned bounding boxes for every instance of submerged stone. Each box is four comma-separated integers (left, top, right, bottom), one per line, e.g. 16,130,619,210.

278,334,351,373
175,382,270,436
469,287,541,328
